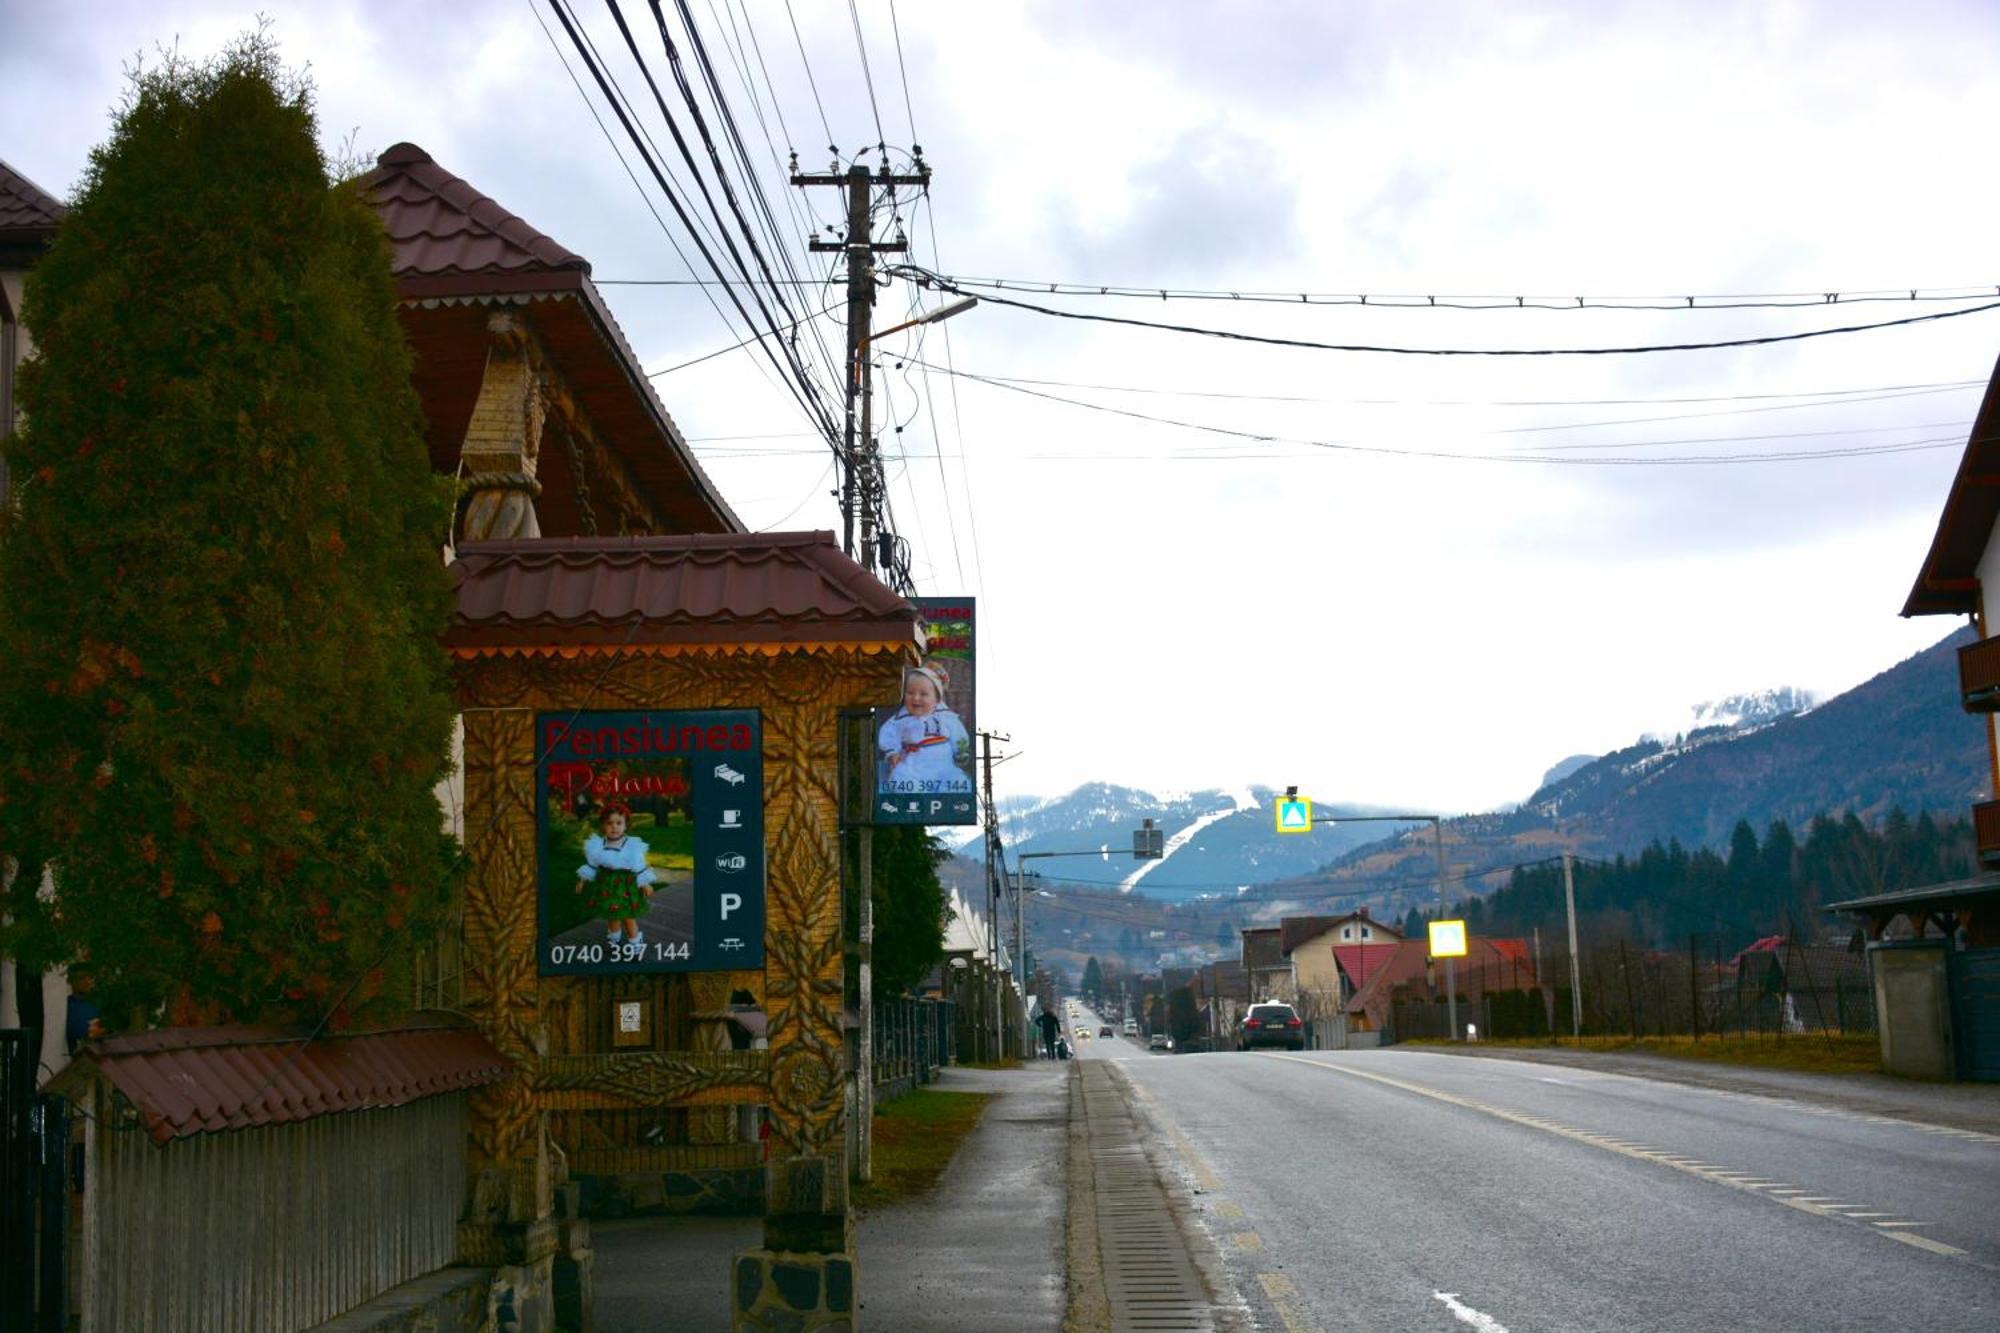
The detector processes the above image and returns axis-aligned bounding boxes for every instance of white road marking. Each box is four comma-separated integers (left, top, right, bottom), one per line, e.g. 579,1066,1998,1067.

1269,1054,1976,1267
1434,1290,1511,1332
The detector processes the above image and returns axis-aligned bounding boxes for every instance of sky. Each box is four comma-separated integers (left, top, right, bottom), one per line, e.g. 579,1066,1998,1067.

4,0,1999,817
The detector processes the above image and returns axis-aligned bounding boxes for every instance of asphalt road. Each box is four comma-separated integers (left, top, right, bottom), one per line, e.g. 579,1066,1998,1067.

1083,1023,2000,1331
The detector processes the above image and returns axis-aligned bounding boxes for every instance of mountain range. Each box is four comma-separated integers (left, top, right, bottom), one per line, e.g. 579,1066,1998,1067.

968,626,1985,923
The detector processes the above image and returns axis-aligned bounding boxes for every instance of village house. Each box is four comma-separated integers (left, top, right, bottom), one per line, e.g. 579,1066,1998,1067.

1836,348,2000,1081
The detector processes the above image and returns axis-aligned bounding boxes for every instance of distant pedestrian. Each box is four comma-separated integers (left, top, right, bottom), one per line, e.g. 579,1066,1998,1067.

1036,1007,1060,1059
575,801,656,958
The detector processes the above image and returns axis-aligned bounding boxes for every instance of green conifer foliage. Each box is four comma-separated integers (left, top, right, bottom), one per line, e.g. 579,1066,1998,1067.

0,37,458,1029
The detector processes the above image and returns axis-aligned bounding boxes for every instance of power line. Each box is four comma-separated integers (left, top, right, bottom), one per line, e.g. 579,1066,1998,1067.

886,0,920,147
897,265,2000,357
885,365,1984,412
782,0,835,151
922,361,1977,466
917,272,2000,312
844,0,887,147
545,0,840,447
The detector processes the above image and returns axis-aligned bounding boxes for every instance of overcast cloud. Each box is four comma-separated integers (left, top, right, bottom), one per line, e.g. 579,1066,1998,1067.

4,0,1997,816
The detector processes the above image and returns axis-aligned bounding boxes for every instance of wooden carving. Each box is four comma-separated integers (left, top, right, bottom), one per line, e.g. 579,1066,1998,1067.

456,645,904,1176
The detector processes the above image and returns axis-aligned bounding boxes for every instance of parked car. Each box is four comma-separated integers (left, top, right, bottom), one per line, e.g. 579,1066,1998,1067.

1240,1002,1305,1051
1147,1033,1171,1052
1099,1024,1114,1037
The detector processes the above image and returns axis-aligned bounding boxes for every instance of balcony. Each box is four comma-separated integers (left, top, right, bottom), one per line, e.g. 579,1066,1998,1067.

1959,635,2000,712
1976,801,2000,869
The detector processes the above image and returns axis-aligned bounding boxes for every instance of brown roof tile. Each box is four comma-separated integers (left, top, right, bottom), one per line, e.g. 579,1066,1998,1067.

53,1019,509,1143
448,532,921,653
362,142,586,281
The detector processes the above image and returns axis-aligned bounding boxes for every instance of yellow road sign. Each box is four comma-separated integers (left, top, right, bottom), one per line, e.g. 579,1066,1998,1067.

1428,919,1468,958
1275,797,1312,834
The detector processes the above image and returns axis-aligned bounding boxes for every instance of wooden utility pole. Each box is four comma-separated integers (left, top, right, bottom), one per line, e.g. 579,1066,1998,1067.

795,158,927,1181
1563,851,1583,1037
794,161,928,566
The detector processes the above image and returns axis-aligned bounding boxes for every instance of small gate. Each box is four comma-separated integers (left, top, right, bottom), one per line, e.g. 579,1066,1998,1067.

1950,947,2000,1082
2,1028,70,1331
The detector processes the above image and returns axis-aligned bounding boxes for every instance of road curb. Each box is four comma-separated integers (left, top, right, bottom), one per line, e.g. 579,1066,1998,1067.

1063,1061,1113,1333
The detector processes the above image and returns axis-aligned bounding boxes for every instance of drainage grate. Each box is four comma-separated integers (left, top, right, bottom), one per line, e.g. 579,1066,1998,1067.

1079,1063,1216,1331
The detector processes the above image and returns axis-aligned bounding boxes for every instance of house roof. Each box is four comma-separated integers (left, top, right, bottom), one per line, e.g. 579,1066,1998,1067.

447,532,921,654
1279,910,1401,956
1332,942,1402,990
1824,875,2000,916
0,159,64,268
48,1019,509,1144
0,159,63,237
365,142,587,286
1904,350,2000,616
361,144,741,536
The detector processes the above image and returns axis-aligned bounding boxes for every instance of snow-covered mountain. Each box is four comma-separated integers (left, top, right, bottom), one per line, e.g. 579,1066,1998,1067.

1643,686,1816,745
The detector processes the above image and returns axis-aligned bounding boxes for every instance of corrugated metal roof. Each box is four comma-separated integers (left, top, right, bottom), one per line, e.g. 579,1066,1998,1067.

362,143,586,280
54,1020,509,1143
1824,874,2000,914
447,532,922,653
0,159,64,236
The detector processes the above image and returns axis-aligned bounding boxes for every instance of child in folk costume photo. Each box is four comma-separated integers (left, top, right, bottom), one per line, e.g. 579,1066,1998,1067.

878,662,973,793
573,801,656,956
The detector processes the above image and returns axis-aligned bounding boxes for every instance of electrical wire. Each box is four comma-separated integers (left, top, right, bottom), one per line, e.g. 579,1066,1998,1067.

921,272,2000,312
887,0,920,147
782,0,836,151
897,265,2000,358
845,0,887,148
929,360,1977,467
546,0,840,449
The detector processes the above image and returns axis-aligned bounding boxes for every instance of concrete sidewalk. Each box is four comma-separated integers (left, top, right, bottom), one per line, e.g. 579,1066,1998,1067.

591,1060,1070,1331
1410,1041,2000,1133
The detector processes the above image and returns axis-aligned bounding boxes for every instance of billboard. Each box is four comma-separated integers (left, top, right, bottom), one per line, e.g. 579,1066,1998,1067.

873,597,977,825
536,709,764,975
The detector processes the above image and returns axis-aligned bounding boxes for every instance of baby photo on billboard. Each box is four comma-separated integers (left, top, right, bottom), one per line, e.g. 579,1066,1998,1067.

878,662,973,794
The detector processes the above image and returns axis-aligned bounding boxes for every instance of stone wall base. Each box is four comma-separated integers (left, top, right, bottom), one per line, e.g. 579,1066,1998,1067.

732,1248,855,1332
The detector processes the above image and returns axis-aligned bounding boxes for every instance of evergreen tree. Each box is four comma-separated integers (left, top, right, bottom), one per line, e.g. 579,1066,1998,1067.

1081,955,1103,1002
0,37,458,1028
871,826,951,998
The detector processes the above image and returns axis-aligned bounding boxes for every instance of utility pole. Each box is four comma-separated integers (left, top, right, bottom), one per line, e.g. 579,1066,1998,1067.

1434,819,1455,1042
795,159,929,566
1563,850,1583,1038
978,730,1011,1060
796,157,927,1179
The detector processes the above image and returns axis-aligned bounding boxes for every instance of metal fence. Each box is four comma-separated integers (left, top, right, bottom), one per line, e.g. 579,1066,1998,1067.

1389,931,1876,1045
872,997,953,1099
3,1028,70,1332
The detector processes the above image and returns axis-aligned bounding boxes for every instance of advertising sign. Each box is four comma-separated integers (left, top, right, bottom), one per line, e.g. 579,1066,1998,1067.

536,709,764,975
874,597,977,825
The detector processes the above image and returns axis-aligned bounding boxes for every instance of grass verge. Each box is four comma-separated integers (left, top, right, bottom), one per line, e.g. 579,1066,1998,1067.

1410,1032,1881,1075
853,1088,995,1210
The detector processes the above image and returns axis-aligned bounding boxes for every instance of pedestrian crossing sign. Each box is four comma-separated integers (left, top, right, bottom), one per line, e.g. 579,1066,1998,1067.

1275,796,1312,834
1429,920,1468,958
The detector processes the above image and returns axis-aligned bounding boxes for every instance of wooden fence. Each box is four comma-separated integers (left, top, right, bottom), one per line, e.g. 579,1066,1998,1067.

81,1091,469,1333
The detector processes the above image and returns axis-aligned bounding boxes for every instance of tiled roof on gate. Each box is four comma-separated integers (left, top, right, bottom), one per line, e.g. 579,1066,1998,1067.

362,142,586,280
447,532,921,653
50,1019,509,1143
0,161,65,241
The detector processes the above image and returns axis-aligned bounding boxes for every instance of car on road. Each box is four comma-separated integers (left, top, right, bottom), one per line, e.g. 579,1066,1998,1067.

1123,1019,1138,1036
1099,1024,1114,1037
1239,1002,1305,1051
1147,1033,1171,1052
